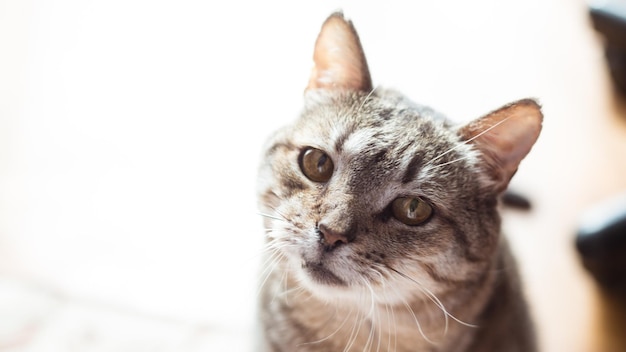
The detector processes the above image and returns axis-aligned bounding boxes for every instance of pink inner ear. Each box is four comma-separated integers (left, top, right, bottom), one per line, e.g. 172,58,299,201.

306,13,372,92
460,99,543,192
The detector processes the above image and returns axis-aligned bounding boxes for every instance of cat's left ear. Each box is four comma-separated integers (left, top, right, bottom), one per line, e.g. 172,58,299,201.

306,12,373,92
459,99,543,193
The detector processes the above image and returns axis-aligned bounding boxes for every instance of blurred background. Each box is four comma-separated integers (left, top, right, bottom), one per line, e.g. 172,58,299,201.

1,0,626,351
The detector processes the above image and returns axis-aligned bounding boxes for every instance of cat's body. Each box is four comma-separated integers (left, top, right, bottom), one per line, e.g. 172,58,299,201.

257,13,541,352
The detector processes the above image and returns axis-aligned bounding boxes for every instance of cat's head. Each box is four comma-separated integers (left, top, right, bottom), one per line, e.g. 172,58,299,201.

258,13,542,304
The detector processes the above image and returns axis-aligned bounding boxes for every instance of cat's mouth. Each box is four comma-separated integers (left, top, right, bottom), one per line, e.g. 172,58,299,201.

301,260,346,286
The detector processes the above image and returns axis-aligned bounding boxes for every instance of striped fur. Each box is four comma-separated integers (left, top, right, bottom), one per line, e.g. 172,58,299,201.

257,13,539,352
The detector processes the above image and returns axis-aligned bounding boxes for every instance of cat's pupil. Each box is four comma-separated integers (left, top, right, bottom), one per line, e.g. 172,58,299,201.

317,154,328,172
409,199,419,213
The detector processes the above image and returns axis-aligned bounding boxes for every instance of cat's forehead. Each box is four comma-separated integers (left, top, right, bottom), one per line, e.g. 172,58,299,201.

294,91,454,156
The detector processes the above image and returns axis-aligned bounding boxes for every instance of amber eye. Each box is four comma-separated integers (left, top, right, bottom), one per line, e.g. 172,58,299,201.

299,147,334,182
391,197,433,226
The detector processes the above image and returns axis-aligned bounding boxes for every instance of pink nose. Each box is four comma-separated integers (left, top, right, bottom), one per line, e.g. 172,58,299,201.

318,223,352,248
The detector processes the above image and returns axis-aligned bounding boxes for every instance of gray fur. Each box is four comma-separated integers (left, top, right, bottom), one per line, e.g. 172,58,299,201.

256,13,539,352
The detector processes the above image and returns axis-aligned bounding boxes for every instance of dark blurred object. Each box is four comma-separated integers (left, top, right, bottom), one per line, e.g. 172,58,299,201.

501,190,532,210
589,0,626,93
576,193,626,291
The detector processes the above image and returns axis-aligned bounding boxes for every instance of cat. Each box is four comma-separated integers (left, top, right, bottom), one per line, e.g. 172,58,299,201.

257,12,542,352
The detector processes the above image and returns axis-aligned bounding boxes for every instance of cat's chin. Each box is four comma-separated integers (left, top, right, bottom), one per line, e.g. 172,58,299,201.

293,258,430,307
295,267,407,306
300,260,346,286
292,257,358,300
296,271,359,304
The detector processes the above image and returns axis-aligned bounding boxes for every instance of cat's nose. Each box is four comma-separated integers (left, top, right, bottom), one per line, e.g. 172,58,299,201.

318,223,355,248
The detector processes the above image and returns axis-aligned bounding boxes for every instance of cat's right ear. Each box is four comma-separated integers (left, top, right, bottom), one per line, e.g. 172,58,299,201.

459,99,543,193
306,12,373,92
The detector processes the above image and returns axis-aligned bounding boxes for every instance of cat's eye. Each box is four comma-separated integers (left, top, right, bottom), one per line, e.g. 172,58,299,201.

299,147,334,182
391,197,433,226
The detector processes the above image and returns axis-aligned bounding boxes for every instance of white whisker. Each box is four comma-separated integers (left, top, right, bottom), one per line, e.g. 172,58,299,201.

299,305,353,347
256,248,288,299
257,212,286,222
363,277,377,352
427,155,475,171
400,296,436,345
426,114,514,167
343,302,364,352
387,265,479,331
357,85,379,113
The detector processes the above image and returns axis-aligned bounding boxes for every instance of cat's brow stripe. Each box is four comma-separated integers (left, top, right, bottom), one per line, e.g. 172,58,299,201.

401,152,424,184
334,125,356,153
372,148,388,165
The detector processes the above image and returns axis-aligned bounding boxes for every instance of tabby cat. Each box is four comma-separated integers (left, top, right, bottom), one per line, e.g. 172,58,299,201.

257,12,542,352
